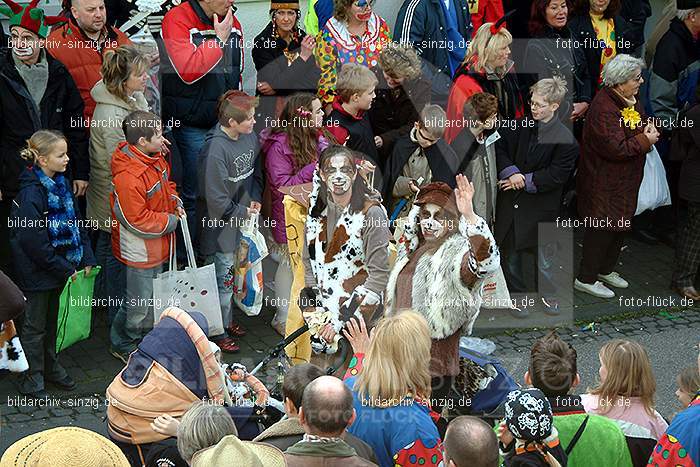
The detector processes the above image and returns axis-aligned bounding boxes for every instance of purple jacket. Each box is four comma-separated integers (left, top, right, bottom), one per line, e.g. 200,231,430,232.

260,129,330,243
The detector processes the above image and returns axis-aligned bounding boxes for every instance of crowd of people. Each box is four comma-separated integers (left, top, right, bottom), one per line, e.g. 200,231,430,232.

0,0,699,464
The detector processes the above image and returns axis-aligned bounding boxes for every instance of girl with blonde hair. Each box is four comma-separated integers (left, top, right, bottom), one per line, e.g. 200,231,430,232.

342,312,443,467
10,130,96,398
444,21,524,143
581,339,668,466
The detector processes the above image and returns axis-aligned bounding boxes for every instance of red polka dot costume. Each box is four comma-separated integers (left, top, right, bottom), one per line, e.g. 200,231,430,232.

648,394,700,467
313,13,391,105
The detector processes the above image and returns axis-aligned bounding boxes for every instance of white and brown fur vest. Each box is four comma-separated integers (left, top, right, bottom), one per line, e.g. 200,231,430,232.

306,171,377,321
385,204,500,339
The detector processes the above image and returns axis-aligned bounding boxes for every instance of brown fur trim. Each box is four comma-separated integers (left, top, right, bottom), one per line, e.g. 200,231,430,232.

469,234,491,262
460,254,478,288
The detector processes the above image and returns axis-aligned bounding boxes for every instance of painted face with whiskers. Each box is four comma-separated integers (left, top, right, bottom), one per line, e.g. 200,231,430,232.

419,203,447,240
321,155,356,196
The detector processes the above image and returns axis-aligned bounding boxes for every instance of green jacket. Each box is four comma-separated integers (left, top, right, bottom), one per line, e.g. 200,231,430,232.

551,396,633,467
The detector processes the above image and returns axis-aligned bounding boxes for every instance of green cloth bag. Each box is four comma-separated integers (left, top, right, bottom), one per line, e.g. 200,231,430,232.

56,266,101,354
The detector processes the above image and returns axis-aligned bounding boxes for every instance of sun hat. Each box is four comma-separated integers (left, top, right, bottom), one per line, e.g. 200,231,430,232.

0,426,130,467
191,435,287,467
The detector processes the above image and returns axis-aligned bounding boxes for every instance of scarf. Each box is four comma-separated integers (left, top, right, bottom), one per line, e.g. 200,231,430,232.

590,12,616,88
13,49,49,119
33,166,83,266
438,0,467,77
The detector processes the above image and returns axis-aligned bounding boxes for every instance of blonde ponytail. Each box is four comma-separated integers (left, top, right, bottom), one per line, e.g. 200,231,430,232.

21,130,67,165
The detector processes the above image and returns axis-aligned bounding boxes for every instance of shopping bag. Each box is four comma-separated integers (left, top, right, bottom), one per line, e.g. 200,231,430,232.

481,266,514,309
635,145,672,215
232,214,268,316
56,265,101,353
153,217,224,336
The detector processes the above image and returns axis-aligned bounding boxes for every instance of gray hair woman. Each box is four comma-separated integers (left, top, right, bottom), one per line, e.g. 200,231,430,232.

574,54,660,299
177,402,238,463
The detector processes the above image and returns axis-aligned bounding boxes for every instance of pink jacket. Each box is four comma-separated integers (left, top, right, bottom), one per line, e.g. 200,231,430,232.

260,129,330,243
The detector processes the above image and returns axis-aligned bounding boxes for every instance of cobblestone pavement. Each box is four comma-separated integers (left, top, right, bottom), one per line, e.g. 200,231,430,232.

1,235,698,452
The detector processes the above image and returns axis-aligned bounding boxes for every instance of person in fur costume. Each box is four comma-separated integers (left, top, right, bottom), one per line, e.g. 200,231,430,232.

300,145,390,359
385,175,500,412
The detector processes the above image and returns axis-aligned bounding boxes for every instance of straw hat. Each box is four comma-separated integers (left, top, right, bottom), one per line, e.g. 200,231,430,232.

0,427,130,467
191,435,287,467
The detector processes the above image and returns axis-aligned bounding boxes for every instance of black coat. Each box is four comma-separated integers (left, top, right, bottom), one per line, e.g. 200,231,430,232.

383,134,458,209
523,25,594,118
369,73,431,162
251,22,320,132
9,169,96,292
620,0,651,51
495,118,578,250
0,51,88,199
674,102,700,203
568,14,632,93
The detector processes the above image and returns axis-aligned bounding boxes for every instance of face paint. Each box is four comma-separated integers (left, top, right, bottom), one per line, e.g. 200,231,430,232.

419,203,446,239
12,46,34,57
323,155,355,195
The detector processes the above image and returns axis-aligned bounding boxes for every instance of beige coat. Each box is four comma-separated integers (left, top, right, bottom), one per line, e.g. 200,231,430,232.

86,80,148,232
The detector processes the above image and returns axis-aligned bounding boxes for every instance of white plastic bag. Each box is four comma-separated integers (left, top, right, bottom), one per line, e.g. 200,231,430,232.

153,216,224,336
635,145,672,215
481,266,514,309
232,214,268,316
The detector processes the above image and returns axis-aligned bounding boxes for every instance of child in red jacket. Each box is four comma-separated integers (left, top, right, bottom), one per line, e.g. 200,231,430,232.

109,110,184,363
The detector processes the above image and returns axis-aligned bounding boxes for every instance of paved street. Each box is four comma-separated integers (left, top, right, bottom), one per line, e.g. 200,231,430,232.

1,234,698,453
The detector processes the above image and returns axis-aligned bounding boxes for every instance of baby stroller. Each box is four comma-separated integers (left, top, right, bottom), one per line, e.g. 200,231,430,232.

105,308,266,464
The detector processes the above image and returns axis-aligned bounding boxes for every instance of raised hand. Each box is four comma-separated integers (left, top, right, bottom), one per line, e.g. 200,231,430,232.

300,34,315,61
455,173,476,223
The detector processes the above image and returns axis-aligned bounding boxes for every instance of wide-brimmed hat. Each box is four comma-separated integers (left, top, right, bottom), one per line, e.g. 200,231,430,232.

0,427,130,467
191,435,287,467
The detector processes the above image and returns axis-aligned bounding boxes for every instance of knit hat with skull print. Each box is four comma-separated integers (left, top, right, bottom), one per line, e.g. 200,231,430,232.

504,388,554,442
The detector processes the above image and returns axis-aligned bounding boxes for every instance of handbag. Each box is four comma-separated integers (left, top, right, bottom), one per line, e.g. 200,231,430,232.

153,216,224,336
232,213,268,316
55,265,101,353
635,145,672,215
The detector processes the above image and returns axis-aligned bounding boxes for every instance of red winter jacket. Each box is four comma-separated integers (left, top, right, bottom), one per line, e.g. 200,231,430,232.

46,17,131,121
110,142,182,269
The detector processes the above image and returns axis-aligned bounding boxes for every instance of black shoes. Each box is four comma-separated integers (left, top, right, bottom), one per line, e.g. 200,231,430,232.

46,374,76,391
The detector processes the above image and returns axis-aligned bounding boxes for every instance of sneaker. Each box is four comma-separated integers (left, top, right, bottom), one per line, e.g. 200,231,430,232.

226,322,246,338
540,296,561,316
574,279,615,298
213,337,240,353
598,272,629,288
109,347,129,365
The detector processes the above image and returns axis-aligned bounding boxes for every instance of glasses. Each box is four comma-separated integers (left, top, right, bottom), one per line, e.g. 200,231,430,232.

529,100,550,110
632,73,643,82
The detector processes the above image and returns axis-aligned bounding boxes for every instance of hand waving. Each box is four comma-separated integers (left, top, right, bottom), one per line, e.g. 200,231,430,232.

455,174,477,223
342,315,371,355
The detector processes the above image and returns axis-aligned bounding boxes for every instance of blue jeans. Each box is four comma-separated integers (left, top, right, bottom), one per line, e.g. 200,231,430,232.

503,243,558,296
172,125,209,252
110,264,163,354
94,230,126,327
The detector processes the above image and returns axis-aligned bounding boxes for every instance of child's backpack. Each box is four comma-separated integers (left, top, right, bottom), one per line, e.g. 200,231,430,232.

453,347,519,415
